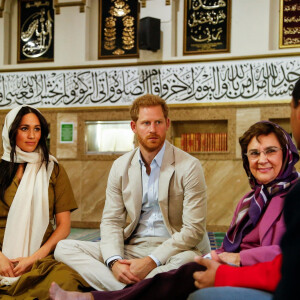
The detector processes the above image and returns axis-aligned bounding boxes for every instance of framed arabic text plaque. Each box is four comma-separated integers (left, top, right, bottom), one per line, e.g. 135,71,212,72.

183,0,231,55
18,0,54,63
279,0,300,48
98,0,139,59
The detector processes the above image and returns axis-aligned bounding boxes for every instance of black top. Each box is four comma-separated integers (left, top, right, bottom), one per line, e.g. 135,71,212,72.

274,180,300,299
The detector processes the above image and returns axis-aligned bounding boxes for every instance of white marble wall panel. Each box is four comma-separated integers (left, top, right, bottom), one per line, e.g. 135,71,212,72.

236,108,261,159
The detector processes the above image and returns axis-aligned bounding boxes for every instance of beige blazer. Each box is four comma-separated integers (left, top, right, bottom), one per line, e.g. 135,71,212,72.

100,141,208,264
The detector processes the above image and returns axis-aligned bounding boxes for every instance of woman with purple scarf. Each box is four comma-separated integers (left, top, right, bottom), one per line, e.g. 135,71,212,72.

49,121,299,300
216,120,299,267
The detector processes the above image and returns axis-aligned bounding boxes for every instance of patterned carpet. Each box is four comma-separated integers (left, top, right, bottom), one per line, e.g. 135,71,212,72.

68,228,225,250
68,228,101,242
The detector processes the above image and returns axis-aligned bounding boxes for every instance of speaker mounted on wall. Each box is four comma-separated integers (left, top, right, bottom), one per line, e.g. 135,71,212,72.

139,17,160,51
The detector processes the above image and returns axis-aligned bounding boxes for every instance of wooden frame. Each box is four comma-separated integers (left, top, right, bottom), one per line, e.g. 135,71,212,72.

279,0,300,48
98,0,139,59
53,0,86,14
17,0,54,63
183,0,231,55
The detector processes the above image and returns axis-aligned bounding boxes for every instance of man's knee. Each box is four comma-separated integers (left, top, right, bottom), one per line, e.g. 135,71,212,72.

169,250,199,266
54,239,74,261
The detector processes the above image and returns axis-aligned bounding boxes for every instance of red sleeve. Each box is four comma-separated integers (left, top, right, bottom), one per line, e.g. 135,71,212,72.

214,254,282,292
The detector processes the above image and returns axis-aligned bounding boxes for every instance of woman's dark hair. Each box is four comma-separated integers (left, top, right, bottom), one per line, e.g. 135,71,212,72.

0,106,50,203
239,122,288,176
292,78,300,108
8,106,49,165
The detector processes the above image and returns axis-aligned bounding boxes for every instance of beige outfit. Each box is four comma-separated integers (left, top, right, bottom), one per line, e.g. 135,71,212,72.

55,141,210,291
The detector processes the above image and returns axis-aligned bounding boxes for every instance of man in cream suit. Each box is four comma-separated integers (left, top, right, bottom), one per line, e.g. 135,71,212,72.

54,94,209,291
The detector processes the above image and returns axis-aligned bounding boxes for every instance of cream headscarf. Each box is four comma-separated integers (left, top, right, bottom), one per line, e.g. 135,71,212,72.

0,105,57,286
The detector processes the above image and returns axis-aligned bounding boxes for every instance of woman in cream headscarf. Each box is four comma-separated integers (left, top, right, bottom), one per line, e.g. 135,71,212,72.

0,106,90,298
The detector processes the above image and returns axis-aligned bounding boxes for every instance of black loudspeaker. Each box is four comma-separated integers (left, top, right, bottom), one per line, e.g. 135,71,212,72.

139,17,160,51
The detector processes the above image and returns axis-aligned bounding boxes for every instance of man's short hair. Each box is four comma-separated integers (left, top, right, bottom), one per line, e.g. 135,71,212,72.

292,78,300,108
130,94,169,122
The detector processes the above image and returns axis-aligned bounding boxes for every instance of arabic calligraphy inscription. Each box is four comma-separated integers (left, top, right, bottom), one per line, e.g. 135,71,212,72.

18,0,54,63
184,0,230,54
280,0,300,48
0,56,299,109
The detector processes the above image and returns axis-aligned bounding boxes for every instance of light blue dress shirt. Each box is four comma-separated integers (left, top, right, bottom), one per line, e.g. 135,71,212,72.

134,142,170,238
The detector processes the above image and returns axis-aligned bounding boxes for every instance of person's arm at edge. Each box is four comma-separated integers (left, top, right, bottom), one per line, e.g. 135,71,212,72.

33,211,71,259
239,244,282,266
215,254,282,292
100,159,127,262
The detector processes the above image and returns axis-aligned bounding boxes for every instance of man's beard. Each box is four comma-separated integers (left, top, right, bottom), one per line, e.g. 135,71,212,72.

137,133,165,153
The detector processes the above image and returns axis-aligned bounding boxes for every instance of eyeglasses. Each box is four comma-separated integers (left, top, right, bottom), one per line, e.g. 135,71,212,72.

245,146,282,160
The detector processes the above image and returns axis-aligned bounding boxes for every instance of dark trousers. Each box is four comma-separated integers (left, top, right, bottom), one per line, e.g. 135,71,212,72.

91,262,205,300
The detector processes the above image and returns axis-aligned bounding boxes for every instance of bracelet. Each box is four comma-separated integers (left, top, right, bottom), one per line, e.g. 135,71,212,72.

108,259,119,270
